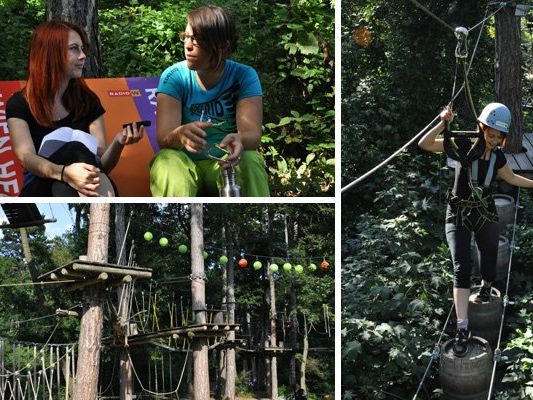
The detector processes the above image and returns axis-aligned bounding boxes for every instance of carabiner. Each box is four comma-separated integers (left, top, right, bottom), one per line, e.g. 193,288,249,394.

454,27,468,59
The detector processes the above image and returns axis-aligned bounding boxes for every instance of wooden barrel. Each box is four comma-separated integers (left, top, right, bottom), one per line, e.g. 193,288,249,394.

440,336,492,400
471,236,509,283
493,194,515,232
468,286,502,346
495,236,510,282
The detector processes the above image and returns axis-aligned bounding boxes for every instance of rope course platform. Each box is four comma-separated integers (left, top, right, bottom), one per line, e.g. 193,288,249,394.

103,323,241,347
37,258,152,291
0,203,56,229
238,346,295,355
504,133,533,177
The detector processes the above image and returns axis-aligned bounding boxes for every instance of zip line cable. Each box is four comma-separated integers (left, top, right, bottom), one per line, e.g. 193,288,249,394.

406,0,455,33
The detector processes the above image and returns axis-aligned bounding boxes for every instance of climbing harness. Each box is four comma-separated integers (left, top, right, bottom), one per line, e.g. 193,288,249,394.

447,151,499,232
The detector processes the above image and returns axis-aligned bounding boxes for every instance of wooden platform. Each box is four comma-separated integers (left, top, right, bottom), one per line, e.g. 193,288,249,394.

104,323,241,347
37,259,152,291
0,203,56,229
504,133,533,177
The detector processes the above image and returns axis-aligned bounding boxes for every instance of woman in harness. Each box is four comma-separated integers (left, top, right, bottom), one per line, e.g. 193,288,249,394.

419,102,533,356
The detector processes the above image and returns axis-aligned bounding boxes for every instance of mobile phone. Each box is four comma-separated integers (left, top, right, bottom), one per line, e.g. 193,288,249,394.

122,120,152,129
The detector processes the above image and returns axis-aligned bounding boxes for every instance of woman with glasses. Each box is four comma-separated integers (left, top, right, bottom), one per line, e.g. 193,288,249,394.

150,5,269,196
6,20,144,196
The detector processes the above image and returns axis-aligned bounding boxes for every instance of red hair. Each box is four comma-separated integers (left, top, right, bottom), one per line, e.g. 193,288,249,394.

23,20,101,127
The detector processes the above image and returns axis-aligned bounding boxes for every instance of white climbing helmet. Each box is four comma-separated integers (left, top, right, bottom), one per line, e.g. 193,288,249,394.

478,102,511,133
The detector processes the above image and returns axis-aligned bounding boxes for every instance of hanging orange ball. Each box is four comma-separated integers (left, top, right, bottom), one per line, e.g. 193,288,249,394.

352,26,372,47
238,258,248,269
320,260,330,270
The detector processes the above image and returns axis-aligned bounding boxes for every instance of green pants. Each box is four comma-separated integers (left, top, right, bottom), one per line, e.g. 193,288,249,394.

149,149,270,197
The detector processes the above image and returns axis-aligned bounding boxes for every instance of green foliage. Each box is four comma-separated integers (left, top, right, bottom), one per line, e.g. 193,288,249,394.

0,0,44,80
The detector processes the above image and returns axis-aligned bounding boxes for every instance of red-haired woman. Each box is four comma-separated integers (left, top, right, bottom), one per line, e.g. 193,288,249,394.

6,20,144,197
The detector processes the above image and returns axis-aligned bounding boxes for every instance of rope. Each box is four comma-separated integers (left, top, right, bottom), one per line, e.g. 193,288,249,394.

0,280,76,288
0,323,61,378
127,340,190,397
412,303,455,400
487,189,521,399
405,0,455,33
341,114,441,192
468,4,506,32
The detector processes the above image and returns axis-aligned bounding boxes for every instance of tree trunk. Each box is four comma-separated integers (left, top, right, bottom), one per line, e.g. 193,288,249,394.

115,204,133,400
74,204,109,400
218,246,227,400
46,0,103,77
224,223,236,400
284,215,298,389
299,314,308,393
19,228,45,305
190,204,210,400
268,264,278,400
494,2,523,153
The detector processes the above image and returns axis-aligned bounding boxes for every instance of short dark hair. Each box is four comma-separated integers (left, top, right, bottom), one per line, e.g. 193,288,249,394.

187,5,238,70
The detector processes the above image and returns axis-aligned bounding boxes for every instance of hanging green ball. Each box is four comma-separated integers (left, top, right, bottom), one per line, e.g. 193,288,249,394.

219,255,228,265
159,237,169,247
295,264,304,273
308,263,317,272
203,251,208,259
283,262,292,272
270,263,279,272
253,261,262,270
144,231,153,241
178,244,188,254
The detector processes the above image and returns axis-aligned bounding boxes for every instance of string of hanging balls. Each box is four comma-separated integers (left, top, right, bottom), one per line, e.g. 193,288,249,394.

142,231,331,273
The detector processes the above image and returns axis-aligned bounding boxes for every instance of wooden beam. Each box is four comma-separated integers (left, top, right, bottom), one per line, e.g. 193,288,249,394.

72,263,152,279
65,272,108,292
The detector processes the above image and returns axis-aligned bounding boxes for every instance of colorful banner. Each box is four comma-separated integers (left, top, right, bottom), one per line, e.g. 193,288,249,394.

0,77,159,197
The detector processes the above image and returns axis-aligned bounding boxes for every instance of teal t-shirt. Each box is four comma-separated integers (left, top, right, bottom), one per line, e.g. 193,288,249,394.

157,59,262,160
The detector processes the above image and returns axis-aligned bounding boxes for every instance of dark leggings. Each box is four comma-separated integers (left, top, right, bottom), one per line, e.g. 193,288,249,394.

20,141,117,196
445,219,499,289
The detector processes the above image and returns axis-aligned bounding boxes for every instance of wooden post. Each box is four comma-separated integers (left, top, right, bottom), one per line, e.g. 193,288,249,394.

19,228,45,304
494,2,524,153
285,215,298,389
224,223,236,400
190,204,210,400
115,204,133,400
299,313,309,393
266,208,278,400
218,228,227,399
268,264,278,400
73,204,109,400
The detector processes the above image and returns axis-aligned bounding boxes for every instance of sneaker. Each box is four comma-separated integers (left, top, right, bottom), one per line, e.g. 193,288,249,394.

452,328,471,357
474,286,492,303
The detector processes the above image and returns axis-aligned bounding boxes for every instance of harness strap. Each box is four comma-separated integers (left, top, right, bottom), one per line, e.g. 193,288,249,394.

471,151,496,188
484,152,497,188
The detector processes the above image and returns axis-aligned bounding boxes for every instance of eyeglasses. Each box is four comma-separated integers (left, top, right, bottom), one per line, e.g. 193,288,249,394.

179,32,200,46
